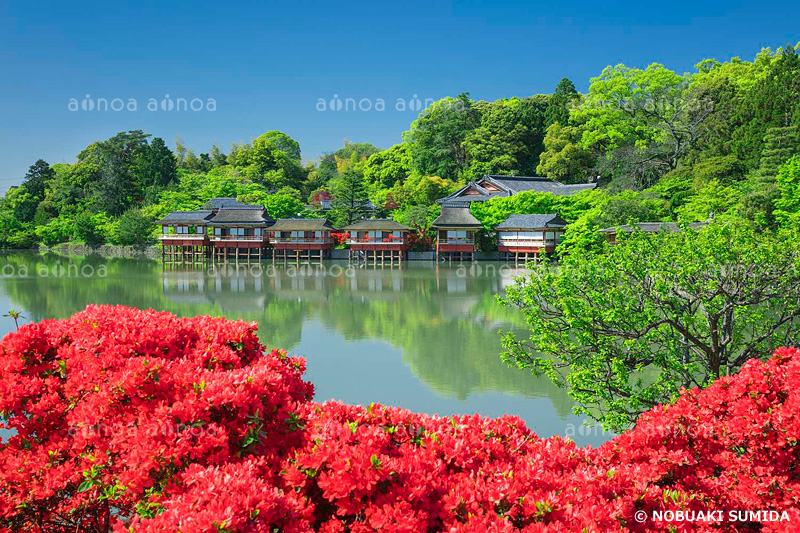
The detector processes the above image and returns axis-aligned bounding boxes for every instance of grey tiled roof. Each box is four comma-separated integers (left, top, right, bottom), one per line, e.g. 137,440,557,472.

495,214,567,230
437,175,598,203
269,218,338,232
207,207,274,226
341,219,410,231
203,197,248,209
432,206,483,228
156,210,214,225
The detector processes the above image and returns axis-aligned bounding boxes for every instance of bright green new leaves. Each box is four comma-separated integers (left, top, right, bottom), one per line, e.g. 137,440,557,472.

501,222,800,431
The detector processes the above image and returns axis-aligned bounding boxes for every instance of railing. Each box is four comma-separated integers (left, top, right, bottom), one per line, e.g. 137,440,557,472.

272,237,334,245
211,235,267,242
498,239,555,247
348,238,405,245
438,238,475,245
160,234,208,240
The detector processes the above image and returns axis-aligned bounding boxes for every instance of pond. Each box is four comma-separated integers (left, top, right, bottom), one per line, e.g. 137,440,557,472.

0,252,613,447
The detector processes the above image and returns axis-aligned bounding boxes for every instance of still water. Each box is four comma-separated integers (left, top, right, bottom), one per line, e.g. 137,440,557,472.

0,252,612,447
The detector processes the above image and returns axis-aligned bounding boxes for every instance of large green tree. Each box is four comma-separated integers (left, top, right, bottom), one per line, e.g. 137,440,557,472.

404,93,479,181
501,222,800,431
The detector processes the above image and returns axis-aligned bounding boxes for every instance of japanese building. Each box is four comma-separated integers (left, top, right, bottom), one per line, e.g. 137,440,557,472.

495,214,567,263
432,202,484,261
342,219,411,264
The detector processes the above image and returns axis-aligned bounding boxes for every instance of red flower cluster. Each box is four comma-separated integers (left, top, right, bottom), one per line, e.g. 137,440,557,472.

329,232,349,246
1,306,799,532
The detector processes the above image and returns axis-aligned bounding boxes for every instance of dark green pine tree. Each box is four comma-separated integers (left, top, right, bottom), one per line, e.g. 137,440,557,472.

330,168,369,226
133,137,178,188
758,125,800,178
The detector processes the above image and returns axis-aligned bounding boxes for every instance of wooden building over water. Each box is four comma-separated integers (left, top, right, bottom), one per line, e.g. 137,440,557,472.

270,218,338,262
495,214,566,263
342,219,411,264
157,210,214,263
208,206,275,261
432,202,483,262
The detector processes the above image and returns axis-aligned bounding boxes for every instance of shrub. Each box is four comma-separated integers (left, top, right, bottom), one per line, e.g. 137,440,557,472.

1,306,799,531
75,211,108,246
112,209,155,246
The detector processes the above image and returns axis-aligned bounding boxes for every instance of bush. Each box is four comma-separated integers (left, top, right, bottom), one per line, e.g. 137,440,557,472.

112,209,155,246
2,306,800,531
75,211,108,246
34,215,74,246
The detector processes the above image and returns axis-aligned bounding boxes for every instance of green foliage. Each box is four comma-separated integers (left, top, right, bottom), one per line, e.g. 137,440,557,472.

112,209,155,246
501,222,800,431
775,156,800,229
536,123,596,183
404,93,479,181
329,168,369,226
75,212,109,246
363,144,412,189
35,216,75,246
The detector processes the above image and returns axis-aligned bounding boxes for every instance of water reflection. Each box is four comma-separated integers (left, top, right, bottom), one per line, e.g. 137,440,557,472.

0,253,611,446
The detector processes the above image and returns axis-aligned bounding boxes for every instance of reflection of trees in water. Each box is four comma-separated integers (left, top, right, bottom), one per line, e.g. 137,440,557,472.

0,254,575,419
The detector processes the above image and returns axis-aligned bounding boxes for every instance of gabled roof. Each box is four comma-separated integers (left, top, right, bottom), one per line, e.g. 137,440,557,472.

432,203,483,229
437,175,597,204
495,214,567,230
207,207,275,226
597,221,708,234
341,219,410,231
203,197,249,209
269,218,338,232
156,210,214,225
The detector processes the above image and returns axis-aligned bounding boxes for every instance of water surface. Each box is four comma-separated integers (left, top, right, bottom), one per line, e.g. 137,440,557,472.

0,252,612,446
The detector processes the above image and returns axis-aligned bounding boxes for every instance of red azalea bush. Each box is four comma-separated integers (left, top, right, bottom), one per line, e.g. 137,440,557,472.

1,306,800,532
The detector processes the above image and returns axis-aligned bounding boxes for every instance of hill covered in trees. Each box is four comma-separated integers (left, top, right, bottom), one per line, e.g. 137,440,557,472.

1,43,799,249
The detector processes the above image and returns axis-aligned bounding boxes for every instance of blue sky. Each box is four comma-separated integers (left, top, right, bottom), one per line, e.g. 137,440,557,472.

0,0,798,188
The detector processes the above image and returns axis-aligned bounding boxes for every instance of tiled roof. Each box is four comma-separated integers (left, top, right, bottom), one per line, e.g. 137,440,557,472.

156,210,214,225
495,214,567,230
207,207,274,226
269,218,338,232
437,175,598,203
432,205,483,228
341,219,410,231
203,197,248,209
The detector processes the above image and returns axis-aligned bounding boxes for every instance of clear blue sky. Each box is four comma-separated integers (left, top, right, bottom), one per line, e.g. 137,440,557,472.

1,0,798,188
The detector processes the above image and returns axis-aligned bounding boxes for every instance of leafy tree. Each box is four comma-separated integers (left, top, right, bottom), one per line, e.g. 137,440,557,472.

536,123,596,183
404,93,479,181
75,211,108,245
35,215,74,246
20,159,55,201
209,143,228,167
363,144,413,189
113,209,155,246
174,135,188,167
330,168,369,226
132,137,177,188
462,97,548,177
244,131,306,190
95,130,150,216
501,222,800,431
575,64,716,187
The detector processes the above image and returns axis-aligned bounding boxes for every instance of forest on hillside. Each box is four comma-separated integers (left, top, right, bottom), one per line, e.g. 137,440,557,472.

1,43,799,250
